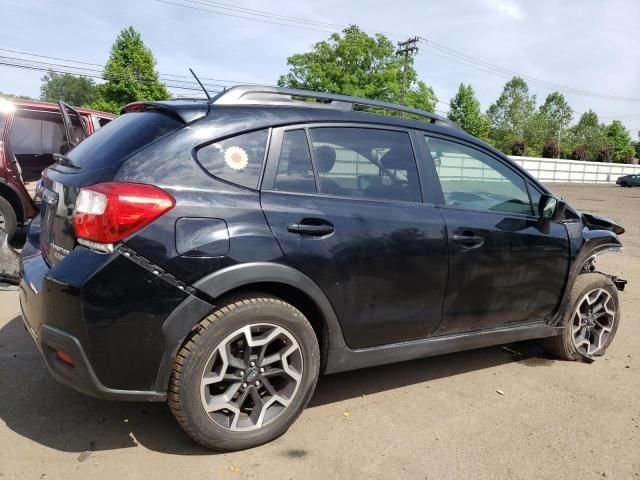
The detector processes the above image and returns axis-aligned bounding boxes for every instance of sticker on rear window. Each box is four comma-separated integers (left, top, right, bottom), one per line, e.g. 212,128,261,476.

224,146,249,171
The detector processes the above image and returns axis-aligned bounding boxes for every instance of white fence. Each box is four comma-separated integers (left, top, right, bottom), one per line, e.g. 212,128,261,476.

509,156,640,184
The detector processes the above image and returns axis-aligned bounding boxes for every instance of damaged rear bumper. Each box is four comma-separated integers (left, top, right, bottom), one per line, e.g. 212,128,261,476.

0,230,20,285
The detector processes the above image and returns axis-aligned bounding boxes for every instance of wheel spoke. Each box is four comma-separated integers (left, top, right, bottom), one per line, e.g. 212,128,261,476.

591,327,606,353
603,296,615,315
205,381,242,412
572,313,586,334
281,343,302,382
234,386,251,410
248,387,267,428
223,341,246,370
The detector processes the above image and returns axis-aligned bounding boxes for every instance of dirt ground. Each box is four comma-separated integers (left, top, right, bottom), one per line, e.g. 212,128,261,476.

1,184,638,479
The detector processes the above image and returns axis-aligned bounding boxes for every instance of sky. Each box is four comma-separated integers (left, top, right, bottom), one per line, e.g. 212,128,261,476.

1,0,639,133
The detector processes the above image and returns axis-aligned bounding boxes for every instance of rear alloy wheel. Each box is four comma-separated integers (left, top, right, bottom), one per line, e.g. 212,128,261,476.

0,196,17,241
169,295,319,451
544,273,620,361
200,323,303,431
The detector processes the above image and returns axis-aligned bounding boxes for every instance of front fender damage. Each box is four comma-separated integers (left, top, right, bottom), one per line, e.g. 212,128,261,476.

551,213,627,362
578,211,626,291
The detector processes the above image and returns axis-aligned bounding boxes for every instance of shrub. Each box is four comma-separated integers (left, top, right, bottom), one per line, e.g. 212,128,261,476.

511,139,526,156
596,146,613,162
571,145,587,160
542,140,560,159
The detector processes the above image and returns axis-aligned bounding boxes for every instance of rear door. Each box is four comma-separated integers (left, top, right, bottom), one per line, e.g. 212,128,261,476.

261,124,449,349
58,101,87,151
419,133,570,335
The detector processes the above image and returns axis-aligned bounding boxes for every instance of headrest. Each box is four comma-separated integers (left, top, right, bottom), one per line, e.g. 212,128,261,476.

315,146,336,173
286,144,312,173
381,147,413,170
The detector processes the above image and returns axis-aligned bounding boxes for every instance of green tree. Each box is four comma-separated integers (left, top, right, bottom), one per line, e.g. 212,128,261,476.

448,83,489,140
537,92,573,154
92,26,170,113
40,71,98,106
604,120,635,161
0,91,36,100
278,25,437,112
486,77,537,154
567,110,606,160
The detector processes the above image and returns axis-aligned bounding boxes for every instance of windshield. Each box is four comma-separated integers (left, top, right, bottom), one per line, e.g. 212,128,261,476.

66,111,182,170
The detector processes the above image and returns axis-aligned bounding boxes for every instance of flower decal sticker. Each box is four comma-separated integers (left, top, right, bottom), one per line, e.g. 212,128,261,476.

224,146,249,171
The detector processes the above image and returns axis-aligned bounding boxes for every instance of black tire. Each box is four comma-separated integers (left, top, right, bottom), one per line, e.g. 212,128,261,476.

169,294,320,451
620,182,628,187
544,273,620,361
0,196,17,241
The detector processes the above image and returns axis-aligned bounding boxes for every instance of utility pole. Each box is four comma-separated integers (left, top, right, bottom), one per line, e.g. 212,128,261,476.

396,36,420,105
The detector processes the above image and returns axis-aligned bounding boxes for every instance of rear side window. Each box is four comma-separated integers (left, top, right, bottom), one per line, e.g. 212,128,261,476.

197,129,269,189
67,111,182,170
274,130,316,194
308,127,421,202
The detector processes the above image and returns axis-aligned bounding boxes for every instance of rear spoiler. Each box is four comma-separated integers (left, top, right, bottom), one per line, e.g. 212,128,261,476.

122,100,209,124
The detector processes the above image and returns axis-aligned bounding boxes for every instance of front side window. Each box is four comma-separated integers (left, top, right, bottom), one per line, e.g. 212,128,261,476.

424,136,534,215
197,129,269,189
307,127,421,202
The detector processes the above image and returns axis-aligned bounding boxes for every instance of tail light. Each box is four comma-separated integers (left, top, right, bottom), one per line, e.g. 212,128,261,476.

73,182,175,244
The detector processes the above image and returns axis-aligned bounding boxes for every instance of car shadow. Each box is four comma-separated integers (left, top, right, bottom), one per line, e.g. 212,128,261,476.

0,315,554,456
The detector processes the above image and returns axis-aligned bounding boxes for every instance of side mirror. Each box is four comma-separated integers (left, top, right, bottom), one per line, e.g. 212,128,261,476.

539,194,566,221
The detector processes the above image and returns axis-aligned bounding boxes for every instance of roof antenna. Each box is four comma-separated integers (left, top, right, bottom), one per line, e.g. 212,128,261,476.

189,68,211,101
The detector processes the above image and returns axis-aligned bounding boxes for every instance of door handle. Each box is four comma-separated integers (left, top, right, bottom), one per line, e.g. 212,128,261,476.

451,234,485,249
288,220,334,237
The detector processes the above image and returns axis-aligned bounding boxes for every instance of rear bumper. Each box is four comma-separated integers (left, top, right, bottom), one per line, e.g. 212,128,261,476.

19,217,189,400
21,318,165,401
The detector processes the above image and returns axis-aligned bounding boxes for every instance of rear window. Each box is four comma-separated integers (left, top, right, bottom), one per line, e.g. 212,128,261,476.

66,111,182,170
196,129,269,189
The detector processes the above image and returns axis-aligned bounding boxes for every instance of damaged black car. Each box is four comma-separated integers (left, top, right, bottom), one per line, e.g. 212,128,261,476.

19,86,626,451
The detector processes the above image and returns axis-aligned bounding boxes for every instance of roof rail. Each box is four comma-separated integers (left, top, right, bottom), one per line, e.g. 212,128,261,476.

211,85,460,129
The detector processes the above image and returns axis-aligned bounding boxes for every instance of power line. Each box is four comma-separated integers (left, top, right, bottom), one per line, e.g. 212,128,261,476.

151,0,407,38
0,59,221,94
148,0,639,103
417,38,640,103
0,55,228,90
0,48,262,85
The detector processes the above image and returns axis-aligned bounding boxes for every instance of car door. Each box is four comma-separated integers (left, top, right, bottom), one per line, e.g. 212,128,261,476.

419,133,570,335
260,125,449,349
58,101,88,151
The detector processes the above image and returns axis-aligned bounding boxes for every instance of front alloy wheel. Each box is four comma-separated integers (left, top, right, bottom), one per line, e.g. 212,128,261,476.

544,273,620,361
571,288,616,356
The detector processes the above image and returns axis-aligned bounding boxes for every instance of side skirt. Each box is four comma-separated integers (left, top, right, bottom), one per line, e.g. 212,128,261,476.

324,322,561,374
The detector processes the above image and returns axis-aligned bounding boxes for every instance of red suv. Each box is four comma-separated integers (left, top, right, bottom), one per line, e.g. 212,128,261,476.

0,98,115,240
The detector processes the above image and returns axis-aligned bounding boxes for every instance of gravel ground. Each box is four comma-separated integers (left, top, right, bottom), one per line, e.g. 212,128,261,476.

0,184,638,479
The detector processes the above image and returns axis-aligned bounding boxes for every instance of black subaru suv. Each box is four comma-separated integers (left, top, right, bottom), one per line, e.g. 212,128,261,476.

19,86,626,451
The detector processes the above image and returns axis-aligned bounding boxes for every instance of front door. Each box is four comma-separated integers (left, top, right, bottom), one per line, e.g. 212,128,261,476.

261,125,449,349
420,134,570,335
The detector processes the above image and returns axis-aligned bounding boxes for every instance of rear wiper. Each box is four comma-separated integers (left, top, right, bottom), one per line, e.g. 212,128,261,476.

53,153,81,169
